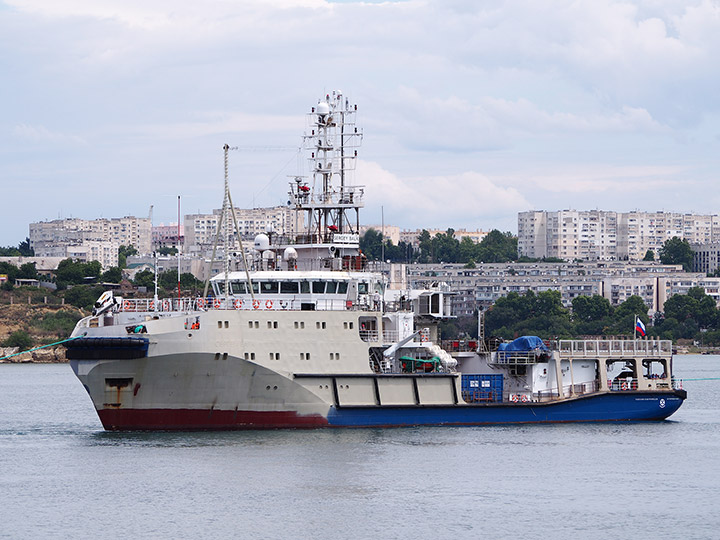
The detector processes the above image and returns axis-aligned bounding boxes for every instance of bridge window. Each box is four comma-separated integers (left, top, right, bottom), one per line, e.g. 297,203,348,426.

312,281,326,294
260,281,279,293
326,282,337,294
231,281,247,294
280,281,299,294
300,281,310,293
337,282,348,294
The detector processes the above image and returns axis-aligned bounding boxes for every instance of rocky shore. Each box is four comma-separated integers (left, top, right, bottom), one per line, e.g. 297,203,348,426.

0,346,68,363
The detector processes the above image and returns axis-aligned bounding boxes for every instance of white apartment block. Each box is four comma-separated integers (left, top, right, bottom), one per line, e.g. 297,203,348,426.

519,210,720,261
183,206,295,254
29,216,151,268
692,242,720,274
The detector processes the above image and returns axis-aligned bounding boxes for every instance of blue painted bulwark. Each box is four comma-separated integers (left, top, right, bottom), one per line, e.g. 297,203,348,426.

327,391,686,427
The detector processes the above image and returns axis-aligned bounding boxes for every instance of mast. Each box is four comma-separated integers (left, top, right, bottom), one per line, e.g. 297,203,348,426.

283,91,364,270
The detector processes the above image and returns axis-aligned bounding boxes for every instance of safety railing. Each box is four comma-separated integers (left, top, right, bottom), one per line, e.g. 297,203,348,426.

116,296,378,313
558,339,672,358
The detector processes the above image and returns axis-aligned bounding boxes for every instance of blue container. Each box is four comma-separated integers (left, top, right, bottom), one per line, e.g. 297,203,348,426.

461,374,503,403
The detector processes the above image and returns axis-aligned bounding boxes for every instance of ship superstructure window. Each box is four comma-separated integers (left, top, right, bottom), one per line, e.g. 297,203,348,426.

337,282,348,294
312,281,326,294
255,321,259,328
260,281,278,294
224,321,229,328
326,282,337,294
248,321,253,329
300,281,310,293
280,281,299,294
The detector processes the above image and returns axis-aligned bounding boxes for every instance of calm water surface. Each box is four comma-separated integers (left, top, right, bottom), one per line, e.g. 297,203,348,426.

1,356,719,540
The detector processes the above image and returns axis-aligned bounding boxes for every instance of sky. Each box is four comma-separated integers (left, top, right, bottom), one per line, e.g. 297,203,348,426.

1,0,719,246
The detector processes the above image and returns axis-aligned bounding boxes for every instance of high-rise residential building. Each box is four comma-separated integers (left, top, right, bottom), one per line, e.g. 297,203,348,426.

152,223,184,250
519,210,720,261
183,206,294,254
29,216,151,268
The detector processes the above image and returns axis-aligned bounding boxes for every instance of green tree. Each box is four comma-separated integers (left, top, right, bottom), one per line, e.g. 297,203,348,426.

118,245,139,269
359,229,383,261
2,330,33,349
18,262,39,280
133,270,155,289
18,237,34,256
418,230,433,263
572,295,612,322
63,285,105,310
477,230,518,263
101,267,123,283
643,249,655,261
659,237,694,271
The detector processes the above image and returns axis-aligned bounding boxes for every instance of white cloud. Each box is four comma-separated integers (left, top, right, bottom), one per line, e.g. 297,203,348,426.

1,0,719,244
13,124,86,145
356,160,530,229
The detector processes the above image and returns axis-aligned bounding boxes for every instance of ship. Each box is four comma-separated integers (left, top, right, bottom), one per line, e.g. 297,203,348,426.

66,91,686,430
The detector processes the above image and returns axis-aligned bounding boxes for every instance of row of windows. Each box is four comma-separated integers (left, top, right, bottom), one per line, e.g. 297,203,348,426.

223,280,352,295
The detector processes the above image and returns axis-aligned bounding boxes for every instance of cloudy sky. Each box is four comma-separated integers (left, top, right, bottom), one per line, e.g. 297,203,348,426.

1,0,719,246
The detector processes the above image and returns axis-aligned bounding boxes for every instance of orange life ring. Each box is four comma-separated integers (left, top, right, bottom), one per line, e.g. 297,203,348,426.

252,300,260,309
621,381,628,390
233,299,243,309
197,298,206,309
265,300,273,310
163,300,170,311
122,300,131,311
213,298,222,309
149,301,155,311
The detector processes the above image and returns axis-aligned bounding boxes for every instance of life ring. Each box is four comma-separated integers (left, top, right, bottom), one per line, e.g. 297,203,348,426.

213,298,222,309
197,298,206,309
122,300,131,311
161,300,169,311
265,300,273,310
252,300,260,310
621,381,628,390
233,299,243,309
521,394,529,402
148,301,154,311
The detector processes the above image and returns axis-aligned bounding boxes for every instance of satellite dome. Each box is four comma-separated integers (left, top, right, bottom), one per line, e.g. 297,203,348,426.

283,247,298,261
317,102,330,115
254,233,270,251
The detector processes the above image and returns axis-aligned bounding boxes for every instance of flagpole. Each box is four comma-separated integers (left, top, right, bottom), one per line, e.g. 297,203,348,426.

634,314,637,340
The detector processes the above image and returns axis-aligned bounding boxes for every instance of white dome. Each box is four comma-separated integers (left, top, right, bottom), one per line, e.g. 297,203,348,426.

254,233,270,251
317,102,330,115
283,247,298,261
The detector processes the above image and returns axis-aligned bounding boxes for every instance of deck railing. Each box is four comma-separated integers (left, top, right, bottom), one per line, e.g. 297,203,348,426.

116,296,378,313
558,339,672,358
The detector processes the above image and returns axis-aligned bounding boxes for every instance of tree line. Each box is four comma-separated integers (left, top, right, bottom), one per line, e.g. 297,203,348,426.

481,287,720,345
360,228,519,264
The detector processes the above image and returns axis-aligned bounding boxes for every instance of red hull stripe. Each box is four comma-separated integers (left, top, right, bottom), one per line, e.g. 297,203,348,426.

98,408,329,430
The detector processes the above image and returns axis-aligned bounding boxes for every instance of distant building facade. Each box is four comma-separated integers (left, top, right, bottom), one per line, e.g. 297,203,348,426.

183,206,294,255
152,223,184,250
29,217,151,268
519,210,720,261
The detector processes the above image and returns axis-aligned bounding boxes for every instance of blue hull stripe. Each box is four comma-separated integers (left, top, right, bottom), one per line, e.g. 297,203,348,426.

326,392,684,427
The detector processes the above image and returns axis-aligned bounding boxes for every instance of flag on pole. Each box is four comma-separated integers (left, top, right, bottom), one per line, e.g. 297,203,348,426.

635,317,646,337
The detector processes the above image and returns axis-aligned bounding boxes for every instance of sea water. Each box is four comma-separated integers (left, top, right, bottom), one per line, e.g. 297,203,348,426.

1,356,718,540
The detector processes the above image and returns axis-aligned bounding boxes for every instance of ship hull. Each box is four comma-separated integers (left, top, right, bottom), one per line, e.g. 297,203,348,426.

72,354,685,430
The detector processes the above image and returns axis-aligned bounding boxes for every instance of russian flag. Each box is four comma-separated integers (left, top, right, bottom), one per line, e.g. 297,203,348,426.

635,317,646,337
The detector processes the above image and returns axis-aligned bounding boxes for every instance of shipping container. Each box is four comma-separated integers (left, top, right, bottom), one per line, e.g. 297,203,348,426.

461,374,503,403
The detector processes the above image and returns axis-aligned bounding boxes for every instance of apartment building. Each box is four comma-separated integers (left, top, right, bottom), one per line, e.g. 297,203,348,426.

183,206,294,254
29,216,151,268
519,210,720,261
